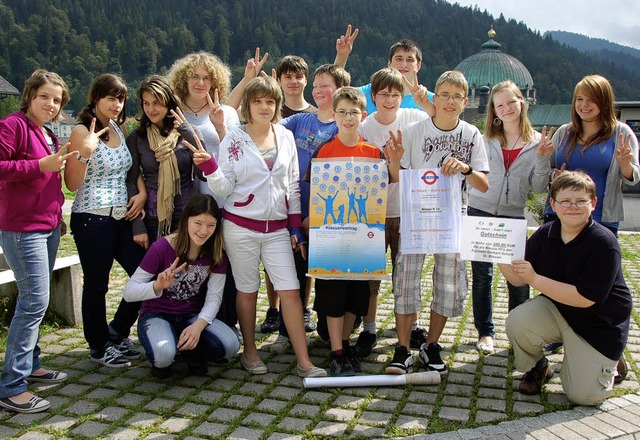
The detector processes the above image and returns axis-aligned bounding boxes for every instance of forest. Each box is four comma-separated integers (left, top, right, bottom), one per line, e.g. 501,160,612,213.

1,0,639,113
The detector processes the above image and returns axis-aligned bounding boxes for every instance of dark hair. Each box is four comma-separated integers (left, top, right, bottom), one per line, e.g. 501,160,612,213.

312,64,351,89
19,69,70,123
332,86,366,112
173,194,223,270
77,73,128,140
550,170,596,201
370,67,404,97
136,75,182,136
239,76,283,124
276,55,309,79
388,39,422,64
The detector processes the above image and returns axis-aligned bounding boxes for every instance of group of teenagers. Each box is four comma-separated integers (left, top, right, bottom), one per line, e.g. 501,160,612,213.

0,24,637,414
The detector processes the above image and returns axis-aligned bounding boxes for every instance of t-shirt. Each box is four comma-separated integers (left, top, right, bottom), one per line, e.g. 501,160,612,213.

282,103,317,118
526,219,631,361
305,136,384,179
359,109,430,217
400,118,489,207
358,83,435,115
281,113,338,219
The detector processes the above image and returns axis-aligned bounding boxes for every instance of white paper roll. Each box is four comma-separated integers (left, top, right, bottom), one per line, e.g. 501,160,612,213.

303,371,441,388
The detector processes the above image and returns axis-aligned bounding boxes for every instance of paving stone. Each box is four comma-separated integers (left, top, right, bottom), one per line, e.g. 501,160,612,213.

406,390,439,404
445,383,474,396
334,395,366,408
256,398,288,413
226,394,257,409
0,426,19,438
477,387,507,400
367,398,399,412
208,407,242,422
86,387,119,400
349,424,387,438
145,397,176,412
127,412,160,428
478,424,507,436
116,393,147,407
6,411,48,425
176,402,210,417
71,420,110,437
441,395,472,408
243,412,275,427
580,415,627,437
144,433,177,440
310,421,348,436
475,410,507,423
439,406,470,423
93,406,128,422
395,415,429,430
16,432,54,440
325,407,357,422
78,372,110,385
57,383,90,396
359,410,392,426
595,411,640,433
289,403,320,417
269,386,300,400
162,386,193,399
276,416,312,432
562,419,607,440
527,428,563,439
265,432,303,440
159,417,192,433
64,399,101,416
192,421,229,437
104,427,143,439
229,426,264,439
513,401,545,415
545,423,592,440
238,382,268,395
402,402,434,417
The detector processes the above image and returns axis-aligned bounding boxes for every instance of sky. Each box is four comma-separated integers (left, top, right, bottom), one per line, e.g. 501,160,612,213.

446,0,640,50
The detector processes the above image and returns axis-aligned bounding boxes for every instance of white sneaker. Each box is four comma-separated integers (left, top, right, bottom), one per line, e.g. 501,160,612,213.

476,336,495,354
265,335,292,354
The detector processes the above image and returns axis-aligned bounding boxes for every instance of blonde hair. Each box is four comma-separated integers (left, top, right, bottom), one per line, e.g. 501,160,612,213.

19,69,70,123
435,70,469,96
239,76,283,124
332,87,366,112
485,81,534,145
565,75,617,160
167,51,232,103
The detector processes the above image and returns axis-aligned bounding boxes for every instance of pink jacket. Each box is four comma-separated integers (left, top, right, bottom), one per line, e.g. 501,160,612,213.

0,112,64,232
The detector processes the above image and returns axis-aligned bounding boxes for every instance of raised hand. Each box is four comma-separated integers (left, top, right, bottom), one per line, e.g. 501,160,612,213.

78,118,110,158
39,142,76,173
153,257,187,291
536,126,555,157
244,47,269,80
171,107,189,129
615,133,634,168
184,135,212,166
402,72,433,115
386,130,404,163
205,88,225,131
552,162,567,180
336,24,359,59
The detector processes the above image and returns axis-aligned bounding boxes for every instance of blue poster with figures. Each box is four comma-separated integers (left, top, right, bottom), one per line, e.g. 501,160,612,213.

308,158,388,280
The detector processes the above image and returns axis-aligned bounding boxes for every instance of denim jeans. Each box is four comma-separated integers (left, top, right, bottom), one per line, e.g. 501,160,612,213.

70,213,146,355
137,312,240,368
0,226,60,398
467,207,530,338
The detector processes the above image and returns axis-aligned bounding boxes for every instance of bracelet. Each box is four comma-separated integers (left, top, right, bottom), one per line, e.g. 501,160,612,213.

77,154,91,164
461,165,473,176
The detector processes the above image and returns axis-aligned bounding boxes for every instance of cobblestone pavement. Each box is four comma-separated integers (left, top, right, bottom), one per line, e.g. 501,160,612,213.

0,233,639,439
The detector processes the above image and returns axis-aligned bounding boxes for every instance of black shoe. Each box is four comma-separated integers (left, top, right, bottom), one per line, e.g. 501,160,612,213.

410,327,428,349
419,342,447,375
352,315,363,331
0,395,50,414
330,352,355,377
352,331,377,358
343,341,361,373
519,358,553,395
182,350,208,375
303,308,317,332
385,345,414,375
260,307,280,333
151,366,172,379
112,337,142,360
90,345,131,368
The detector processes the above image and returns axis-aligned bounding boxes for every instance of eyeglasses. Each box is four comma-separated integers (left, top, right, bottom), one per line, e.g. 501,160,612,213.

435,93,465,103
190,74,212,84
553,199,592,208
376,92,403,101
335,110,362,118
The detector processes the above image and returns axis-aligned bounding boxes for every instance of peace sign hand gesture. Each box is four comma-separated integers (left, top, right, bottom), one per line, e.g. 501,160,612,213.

184,134,212,166
536,126,555,157
244,47,269,80
386,129,405,163
402,72,434,116
336,24,359,59
153,257,187,292
39,142,76,173
616,133,634,167
77,117,110,158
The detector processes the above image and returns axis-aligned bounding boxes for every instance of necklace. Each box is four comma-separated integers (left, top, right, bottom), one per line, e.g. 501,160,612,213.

504,135,522,171
184,101,208,116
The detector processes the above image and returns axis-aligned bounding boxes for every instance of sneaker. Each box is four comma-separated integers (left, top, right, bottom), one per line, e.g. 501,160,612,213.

264,335,292,354
330,352,355,377
419,342,447,375
519,358,554,395
0,394,50,414
113,338,142,360
90,345,131,368
295,365,328,378
385,345,414,375
260,307,280,334
542,342,563,356
352,331,377,358
27,369,68,384
343,343,361,373
303,308,317,332
410,327,428,349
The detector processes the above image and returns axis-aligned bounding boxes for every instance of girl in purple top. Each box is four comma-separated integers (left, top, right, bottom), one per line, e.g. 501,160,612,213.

123,194,239,378
0,70,77,414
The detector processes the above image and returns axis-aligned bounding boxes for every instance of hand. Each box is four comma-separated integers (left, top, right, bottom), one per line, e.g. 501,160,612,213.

615,133,634,168
171,107,189,129
77,118,110,157
39,143,76,173
386,130,404,162
153,257,187,291
336,24,359,58
243,47,269,80
441,156,469,176
510,260,537,285
125,192,146,220
552,163,567,180
133,233,149,250
177,320,206,351
184,135,212,166
536,126,555,157
207,88,225,131
402,72,428,106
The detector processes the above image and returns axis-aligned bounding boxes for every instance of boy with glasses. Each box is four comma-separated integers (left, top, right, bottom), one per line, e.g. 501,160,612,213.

386,71,489,375
499,171,631,404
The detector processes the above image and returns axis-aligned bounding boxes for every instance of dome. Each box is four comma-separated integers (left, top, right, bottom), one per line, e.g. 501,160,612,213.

454,28,535,103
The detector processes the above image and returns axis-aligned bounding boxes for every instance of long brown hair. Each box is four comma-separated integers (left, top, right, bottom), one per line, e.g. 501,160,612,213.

565,75,617,160
484,81,534,146
136,75,182,136
77,73,128,140
173,194,223,270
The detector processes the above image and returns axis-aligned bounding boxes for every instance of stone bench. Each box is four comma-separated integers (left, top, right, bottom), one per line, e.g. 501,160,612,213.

0,252,82,326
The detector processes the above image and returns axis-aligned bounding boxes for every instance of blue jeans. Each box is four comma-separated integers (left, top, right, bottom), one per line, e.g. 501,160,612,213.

467,207,530,338
0,226,60,398
70,213,146,355
137,313,240,368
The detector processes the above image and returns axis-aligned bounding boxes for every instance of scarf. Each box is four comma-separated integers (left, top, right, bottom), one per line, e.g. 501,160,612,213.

147,125,181,237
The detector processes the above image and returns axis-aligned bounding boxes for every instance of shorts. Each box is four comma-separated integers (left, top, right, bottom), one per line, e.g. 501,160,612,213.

313,279,370,317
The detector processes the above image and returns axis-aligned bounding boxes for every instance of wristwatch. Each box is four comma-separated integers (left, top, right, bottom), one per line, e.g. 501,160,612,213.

77,154,91,164
461,165,473,176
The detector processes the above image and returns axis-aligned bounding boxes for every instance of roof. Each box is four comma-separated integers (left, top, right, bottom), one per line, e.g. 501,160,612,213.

529,105,572,127
454,33,534,90
0,75,19,96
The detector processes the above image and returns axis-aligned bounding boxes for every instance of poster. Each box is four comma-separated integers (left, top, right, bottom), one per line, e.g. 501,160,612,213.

459,216,527,263
399,168,462,254
308,158,388,280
